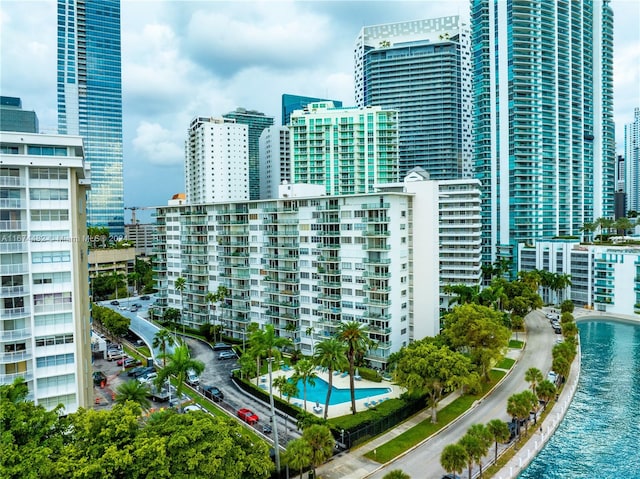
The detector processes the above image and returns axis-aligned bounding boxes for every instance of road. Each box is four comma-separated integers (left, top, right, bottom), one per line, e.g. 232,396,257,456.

367,309,554,479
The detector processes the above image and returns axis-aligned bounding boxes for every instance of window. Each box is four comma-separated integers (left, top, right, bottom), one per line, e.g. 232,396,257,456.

29,167,68,179
30,210,69,221
36,353,74,367
32,251,71,263
35,334,74,347
30,189,69,201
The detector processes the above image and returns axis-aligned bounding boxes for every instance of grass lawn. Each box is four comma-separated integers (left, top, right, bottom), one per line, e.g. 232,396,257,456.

364,370,505,464
509,339,524,349
495,357,516,370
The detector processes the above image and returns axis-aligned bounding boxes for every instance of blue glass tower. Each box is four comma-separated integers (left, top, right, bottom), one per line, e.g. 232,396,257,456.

281,94,343,126
472,0,615,267
57,0,124,236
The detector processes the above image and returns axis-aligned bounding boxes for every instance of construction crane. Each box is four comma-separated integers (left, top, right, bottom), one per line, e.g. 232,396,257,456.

125,206,153,224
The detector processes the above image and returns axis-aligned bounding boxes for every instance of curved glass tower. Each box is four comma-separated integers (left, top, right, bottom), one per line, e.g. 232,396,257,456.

472,0,615,267
57,0,124,236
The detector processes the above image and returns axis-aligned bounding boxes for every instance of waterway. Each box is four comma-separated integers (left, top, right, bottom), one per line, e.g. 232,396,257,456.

519,320,640,478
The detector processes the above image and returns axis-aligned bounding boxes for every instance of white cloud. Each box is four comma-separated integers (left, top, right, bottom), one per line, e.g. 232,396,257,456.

132,121,184,166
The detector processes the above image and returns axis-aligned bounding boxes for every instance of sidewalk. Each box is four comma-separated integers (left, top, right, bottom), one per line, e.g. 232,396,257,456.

317,340,526,479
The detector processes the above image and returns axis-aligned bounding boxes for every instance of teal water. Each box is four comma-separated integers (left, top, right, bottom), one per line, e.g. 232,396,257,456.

519,320,640,478
288,376,391,405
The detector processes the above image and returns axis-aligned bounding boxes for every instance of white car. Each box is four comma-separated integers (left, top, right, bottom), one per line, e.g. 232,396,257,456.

139,372,158,384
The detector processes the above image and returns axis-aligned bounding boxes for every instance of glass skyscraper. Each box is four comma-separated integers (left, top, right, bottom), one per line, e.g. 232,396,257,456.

57,0,124,236
354,17,473,179
222,108,274,201
472,0,615,267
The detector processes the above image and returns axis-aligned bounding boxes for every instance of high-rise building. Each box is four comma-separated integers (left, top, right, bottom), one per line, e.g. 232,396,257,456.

57,0,124,236
281,94,343,126
185,117,249,204
152,174,481,367
0,131,92,413
0,97,39,133
222,108,274,201
258,126,291,200
354,17,472,179
625,108,640,212
472,0,615,267
290,102,399,195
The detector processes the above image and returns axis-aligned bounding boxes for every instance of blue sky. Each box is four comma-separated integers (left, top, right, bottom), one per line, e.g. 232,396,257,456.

1,0,639,222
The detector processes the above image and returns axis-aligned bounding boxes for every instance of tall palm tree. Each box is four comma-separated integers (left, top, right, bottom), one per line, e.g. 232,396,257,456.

155,341,204,399
465,424,492,477
174,276,186,334
283,438,312,479
152,329,175,368
337,321,374,415
313,337,348,419
114,380,151,411
524,367,544,396
273,375,289,400
205,285,228,342
249,324,292,473
302,424,334,478
106,270,125,301
536,379,556,411
486,418,510,463
293,358,317,412
382,470,411,479
440,443,467,479
305,326,316,355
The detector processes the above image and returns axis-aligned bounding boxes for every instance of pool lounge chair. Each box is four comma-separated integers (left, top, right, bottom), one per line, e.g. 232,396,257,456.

354,374,362,381
333,370,340,376
341,371,348,378
364,401,371,408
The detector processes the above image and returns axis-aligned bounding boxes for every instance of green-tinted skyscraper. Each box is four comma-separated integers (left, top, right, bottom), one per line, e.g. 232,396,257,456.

223,108,274,200
472,0,615,267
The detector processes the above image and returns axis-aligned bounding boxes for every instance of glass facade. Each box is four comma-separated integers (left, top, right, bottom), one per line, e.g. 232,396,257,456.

57,0,124,236
472,0,615,267
281,94,343,126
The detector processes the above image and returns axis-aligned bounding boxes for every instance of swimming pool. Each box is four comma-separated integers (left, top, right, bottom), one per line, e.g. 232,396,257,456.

287,376,391,405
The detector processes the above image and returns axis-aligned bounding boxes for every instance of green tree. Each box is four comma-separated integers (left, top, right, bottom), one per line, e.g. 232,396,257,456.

443,284,480,307
552,355,570,382
114,380,152,411
152,328,176,368
94,304,131,338
337,321,375,415
174,276,186,333
507,391,534,440
301,424,334,478
156,341,205,399
273,375,289,400
562,321,579,339
205,285,228,342
440,443,468,479
442,303,511,382
127,271,141,297
293,358,317,412
536,379,557,410
106,270,126,301
283,438,312,479
462,424,492,478
395,341,476,423
486,418,510,463
524,367,544,396
305,325,316,355
382,470,411,479
560,299,574,313
313,337,348,419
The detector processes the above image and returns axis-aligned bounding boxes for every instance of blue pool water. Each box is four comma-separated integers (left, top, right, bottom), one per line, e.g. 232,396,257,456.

520,320,640,478
288,376,391,405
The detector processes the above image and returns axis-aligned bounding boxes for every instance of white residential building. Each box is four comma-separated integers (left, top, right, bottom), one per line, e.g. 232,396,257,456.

152,174,481,368
519,239,640,316
625,108,640,212
0,131,91,413
259,126,291,200
185,117,249,204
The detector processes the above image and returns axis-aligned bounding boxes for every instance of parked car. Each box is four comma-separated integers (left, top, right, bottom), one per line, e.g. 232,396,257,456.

201,385,224,402
131,366,155,379
213,342,233,351
262,423,272,434
237,408,259,425
130,305,139,312
128,365,149,377
140,295,151,300
107,349,125,361
110,300,119,305
186,369,200,387
118,357,141,368
139,372,158,384
184,404,204,413
93,371,107,386
218,350,237,360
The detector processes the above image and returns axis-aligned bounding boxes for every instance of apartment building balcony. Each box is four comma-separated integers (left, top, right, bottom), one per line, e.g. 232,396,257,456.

317,293,340,301
362,243,390,251
0,263,29,275
317,243,340,250
317,255,340,263
318,305,341,314
362,230,390,237
0,370,34,383
221,303,251,313
363,257,391,265
264,241,299,249
264,264,297,273
2,306,31,319
317,230,341,237
219,271,250,279
0,220,25,231
263,253,298,260
594,263,613,272
217,219,248,225
362,270,390,279
363,284,390,293
361,311,391,320
361,202,390,210
0,326,32,342
0,347,33,363
218,239,249,247
263,298,300,308
261,205,299,213
364,298,391,307
0,285,29,298
0,241,29,254
316,204,340,212
362,216,389,223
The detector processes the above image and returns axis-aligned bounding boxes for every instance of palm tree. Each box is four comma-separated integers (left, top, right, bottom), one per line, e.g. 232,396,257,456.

114,380,151,411
205,285,228,342
382,470,411,479
536,379,556,411
127,271,141,297
507,391,533,440
293,358,317,412
440,443,467,479
305,326,315,355
465,424,492,477
337,321,374,415
524,367,544,396
106,270,125,301
249,324,292,473
486,418,510,463
301,424,334,478
152,329,175,368
459,433,481,479
313,337,348,419
283,438,312,479
273,375,289,400
156,341,204,399
174,276,186,334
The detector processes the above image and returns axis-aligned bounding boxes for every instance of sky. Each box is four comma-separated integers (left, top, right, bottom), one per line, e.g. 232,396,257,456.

1,0,639,223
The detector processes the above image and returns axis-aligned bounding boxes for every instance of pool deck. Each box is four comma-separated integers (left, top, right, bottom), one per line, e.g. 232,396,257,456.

266,367,405,419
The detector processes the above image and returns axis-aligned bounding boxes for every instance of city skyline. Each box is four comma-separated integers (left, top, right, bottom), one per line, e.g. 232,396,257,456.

1,0,638,217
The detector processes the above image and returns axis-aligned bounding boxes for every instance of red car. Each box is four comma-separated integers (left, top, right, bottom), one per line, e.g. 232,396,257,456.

237,408,259,425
